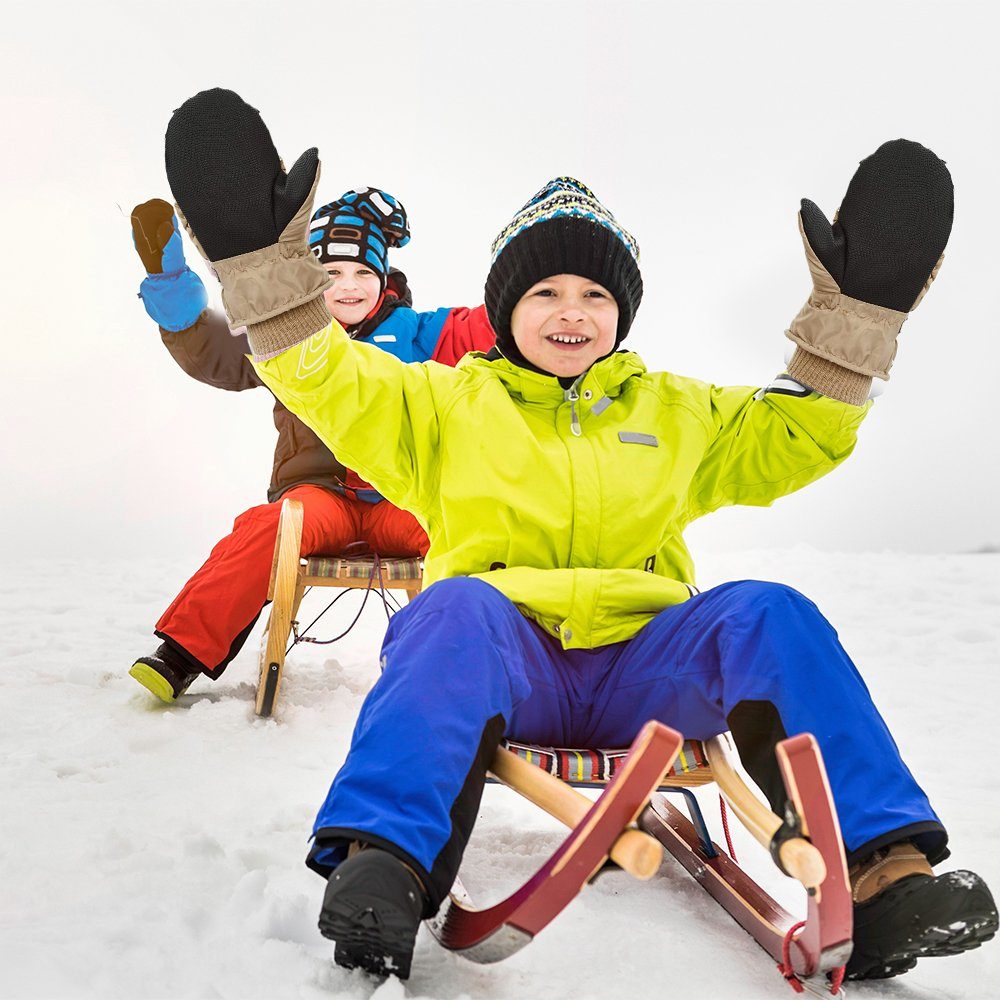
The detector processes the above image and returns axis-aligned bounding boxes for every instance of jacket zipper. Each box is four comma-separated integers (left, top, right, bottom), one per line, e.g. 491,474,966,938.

564,383,582,437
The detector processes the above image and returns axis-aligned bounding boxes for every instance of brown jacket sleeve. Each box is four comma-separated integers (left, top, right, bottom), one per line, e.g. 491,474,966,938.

159,309,262,391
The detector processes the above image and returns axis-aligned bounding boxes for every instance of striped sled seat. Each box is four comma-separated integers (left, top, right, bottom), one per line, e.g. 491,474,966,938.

499,736,714,788
303,554,423,586
255,498,423,717
430,725,853,992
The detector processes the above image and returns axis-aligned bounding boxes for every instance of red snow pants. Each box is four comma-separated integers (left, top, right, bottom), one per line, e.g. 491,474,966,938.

155,484,428,677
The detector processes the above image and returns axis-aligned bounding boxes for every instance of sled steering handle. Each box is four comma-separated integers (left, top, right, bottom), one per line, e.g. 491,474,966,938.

489,747,663,880
704,737,827,891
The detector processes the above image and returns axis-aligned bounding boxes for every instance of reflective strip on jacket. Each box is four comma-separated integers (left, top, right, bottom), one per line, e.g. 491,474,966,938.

253,322,869,648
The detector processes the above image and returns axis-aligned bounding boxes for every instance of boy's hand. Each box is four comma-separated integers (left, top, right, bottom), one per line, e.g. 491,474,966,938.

787,140,954,405
164,88,330,352
130,198,208,332
131,198,185,275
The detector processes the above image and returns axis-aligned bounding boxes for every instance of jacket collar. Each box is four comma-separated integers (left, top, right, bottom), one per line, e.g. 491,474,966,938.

348,267,413,340
472,349,647,403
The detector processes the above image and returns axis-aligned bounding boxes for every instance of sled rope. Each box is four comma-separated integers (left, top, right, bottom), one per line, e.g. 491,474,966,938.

288,554,401,652
777,920,845,995
718,794,737,861
829,965,845,994
778,921,807,993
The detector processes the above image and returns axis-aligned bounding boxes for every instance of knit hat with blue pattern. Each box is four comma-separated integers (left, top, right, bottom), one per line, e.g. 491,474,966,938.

484,177,643,358
309,187,410,289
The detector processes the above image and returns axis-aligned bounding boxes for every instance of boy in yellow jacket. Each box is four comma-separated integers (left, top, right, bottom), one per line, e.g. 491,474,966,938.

163,88,996,982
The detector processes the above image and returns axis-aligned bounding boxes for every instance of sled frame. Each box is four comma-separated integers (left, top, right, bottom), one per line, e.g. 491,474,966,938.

427,728,852,981
255,498,423,717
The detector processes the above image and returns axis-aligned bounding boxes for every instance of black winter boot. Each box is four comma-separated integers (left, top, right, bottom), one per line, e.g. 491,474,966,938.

847,842,997,980
129,642,201,702
318,848,426,979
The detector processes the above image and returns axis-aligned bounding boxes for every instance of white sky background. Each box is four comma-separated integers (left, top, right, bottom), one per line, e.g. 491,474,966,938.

2,0,998,563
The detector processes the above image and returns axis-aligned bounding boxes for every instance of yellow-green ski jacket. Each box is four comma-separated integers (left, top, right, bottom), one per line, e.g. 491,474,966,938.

253,323,868,648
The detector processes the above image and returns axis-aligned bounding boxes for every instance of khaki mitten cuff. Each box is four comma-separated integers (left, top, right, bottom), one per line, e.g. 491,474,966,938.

786,347,872,406
247,296,333,360
176,170,331,331
785,216,919,384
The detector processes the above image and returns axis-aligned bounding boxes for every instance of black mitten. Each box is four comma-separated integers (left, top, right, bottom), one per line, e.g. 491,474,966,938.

799,140,953,313
165,88,318,260
164,89,330,351
787,140,954,405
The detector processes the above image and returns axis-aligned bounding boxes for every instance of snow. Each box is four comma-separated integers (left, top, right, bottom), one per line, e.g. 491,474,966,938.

1,549,998,999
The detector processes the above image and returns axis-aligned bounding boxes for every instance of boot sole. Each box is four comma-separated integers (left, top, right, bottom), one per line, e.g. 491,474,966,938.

319,903,415,979
848,873,999,980
849,919,996,980
129,662,178,703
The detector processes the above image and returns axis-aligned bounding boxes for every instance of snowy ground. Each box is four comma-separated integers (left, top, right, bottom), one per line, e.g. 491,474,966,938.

2,548,998,1000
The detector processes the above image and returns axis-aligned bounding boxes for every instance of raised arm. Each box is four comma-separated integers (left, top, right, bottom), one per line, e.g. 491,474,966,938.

685,376,868,517
252,321,451,511
689,138,953,515
163,89,450,511
131,199,259,391
784,140,953,405
159,311,260,392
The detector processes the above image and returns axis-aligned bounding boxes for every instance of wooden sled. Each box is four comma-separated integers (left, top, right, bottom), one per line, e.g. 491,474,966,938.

256,498,424,717
427,724,852,994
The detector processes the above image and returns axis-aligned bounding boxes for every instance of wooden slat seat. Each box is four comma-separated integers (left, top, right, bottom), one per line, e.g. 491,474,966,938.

302,555,423,589
256,499,423,717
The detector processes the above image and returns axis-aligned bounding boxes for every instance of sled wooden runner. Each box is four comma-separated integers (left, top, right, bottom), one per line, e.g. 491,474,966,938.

428,726,853,988
640,733,852,980
255,498,423,717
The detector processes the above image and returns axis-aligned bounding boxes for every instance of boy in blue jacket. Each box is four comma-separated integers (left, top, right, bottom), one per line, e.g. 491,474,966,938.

128,188,494,702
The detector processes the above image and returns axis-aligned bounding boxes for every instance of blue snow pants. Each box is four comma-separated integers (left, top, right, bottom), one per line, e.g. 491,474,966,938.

307,578,947,909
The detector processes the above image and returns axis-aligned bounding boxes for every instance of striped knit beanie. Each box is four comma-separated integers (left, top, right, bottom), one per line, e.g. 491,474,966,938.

484,177,643,360
309,187,410,289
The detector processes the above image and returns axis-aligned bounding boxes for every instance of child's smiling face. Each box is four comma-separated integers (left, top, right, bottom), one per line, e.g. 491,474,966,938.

510,273,619,377
323,261,383,328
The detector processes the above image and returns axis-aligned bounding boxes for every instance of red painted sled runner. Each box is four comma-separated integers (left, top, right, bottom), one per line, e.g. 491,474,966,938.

426,721,853,996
